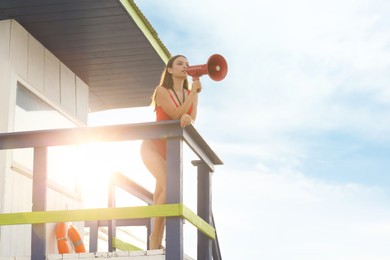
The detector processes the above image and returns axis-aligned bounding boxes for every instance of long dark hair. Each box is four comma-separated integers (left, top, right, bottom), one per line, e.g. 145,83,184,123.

159,55,189,90
152,55,189,106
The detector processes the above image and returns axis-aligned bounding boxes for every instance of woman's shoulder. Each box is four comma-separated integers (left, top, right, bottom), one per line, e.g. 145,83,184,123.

156,85,170,95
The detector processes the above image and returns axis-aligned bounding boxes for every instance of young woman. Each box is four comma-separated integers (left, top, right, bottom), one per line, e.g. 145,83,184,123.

140,55,202,249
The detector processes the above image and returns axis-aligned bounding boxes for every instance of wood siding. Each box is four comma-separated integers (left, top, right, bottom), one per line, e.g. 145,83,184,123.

0,0,169,111
0,19,86,256
8,19,89,122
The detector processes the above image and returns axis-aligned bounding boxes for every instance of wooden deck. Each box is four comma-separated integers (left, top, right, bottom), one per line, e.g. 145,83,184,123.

0,250,195,260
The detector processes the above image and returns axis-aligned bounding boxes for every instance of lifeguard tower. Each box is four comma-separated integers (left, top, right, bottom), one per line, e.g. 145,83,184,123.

0,1,222,259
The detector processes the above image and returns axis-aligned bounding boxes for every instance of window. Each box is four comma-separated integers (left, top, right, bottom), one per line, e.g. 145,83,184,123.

13,82,80,192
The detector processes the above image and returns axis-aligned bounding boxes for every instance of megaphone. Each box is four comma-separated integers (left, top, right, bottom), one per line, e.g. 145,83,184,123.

187,54,228,81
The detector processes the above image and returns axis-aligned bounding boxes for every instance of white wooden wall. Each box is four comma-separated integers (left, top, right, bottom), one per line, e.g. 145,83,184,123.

8,20,89,122
0,19,89,256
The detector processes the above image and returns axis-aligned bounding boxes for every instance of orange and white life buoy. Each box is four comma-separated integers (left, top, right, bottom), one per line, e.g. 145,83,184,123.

68,224,86,253
56,222,71,254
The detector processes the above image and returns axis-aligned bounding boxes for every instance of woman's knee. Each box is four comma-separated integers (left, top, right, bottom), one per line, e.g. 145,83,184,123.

154,186,166,204
140,140,153,159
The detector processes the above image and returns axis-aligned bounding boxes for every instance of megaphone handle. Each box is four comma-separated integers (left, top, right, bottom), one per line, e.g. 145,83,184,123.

191,76,201,92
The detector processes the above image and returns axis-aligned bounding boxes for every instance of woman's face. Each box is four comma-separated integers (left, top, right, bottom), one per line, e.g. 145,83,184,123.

169,56,189,79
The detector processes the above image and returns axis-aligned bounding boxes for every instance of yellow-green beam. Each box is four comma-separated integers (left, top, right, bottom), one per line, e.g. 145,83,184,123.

120,0,171,63
0,204,215,239
0,204,180,225
113,237,143,251
182,205,216,239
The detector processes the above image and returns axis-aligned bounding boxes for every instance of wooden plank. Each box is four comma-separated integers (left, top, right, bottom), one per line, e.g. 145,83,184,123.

0,121,184,149
44,49,60,104
110,172,153,205
0,203,216,240
23,15,130,32
7,5,122,20
58,48,157,62
31,146,48,260
0,122,222,174
76,77,89,123
62,53,160,68
0,20,11,62
53,41,150,59
0,0,169,112
119,0,170,63
0,204,182,225
184,126,224,171
196,162,212,260
69,58,162,72
0,20,11,133
182,205,215,240
60,63,76,115
41,20,138,40
27,33,44,92
10,20,28,79
165,138,184,260
113,237,143,251
0,0,114,9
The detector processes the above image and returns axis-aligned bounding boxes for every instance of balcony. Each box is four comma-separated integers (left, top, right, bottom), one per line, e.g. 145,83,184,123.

0,120,222,260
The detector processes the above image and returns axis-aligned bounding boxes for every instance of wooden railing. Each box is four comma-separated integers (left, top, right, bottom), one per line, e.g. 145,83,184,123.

0,120,223,260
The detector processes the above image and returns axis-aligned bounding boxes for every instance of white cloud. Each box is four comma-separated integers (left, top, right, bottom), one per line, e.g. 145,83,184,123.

131,1,390,259
146,0,390,141
212,166,390,260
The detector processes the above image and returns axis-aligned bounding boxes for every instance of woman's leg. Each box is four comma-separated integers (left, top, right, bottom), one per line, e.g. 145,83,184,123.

141,140,166,249
153,182,166,249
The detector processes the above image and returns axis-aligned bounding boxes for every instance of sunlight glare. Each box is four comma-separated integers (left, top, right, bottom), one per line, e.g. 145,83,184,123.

76,140,154,208
80,107,156,208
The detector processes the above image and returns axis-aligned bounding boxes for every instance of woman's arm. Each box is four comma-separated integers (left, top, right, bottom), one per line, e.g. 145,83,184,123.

156,81,201,120
189,93,198,121
178,93,198,127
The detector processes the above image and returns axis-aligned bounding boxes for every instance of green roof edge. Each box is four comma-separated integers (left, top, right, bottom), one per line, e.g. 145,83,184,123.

120,0,171,63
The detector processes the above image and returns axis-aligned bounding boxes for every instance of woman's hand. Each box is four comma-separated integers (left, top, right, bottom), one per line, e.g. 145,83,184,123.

180,113,193,127
191,79,202,94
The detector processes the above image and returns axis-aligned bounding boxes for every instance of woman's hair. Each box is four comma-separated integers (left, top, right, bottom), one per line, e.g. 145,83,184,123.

151,55,189,106
159,54,189,90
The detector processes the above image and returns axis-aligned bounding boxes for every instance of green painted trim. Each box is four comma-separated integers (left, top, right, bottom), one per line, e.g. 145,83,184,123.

0,203,215,239
0,204,181,225
182,205,216,239
113,237,143,251
120,0,171,63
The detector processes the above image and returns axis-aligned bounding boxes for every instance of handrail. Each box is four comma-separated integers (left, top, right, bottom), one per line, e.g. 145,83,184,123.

110,171,154,205
1,121,184,149
0,121,221,163
107,171,153,251
0,204,215,238
85,171,154,252
212,214,223,260
0,120,222,260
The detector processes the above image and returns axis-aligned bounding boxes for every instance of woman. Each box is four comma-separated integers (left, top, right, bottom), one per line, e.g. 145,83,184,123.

140,55,202,249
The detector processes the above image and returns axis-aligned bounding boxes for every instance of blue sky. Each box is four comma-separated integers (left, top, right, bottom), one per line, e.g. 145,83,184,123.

91,0,390,259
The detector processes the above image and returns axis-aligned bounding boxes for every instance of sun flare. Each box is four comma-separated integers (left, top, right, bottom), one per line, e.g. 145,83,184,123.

75,141,154,209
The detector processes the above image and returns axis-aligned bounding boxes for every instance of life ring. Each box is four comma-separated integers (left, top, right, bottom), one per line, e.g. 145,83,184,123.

67,224,86,253
56,222,71,254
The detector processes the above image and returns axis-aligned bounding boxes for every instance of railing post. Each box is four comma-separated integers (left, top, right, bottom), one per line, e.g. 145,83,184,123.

31,147,47,260
108,182,116,252
165,137,184,260
88,221,99,252
147,219,152,250
193,160,212,260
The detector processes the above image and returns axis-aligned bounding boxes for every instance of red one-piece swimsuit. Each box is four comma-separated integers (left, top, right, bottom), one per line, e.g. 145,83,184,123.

152,88,193,160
